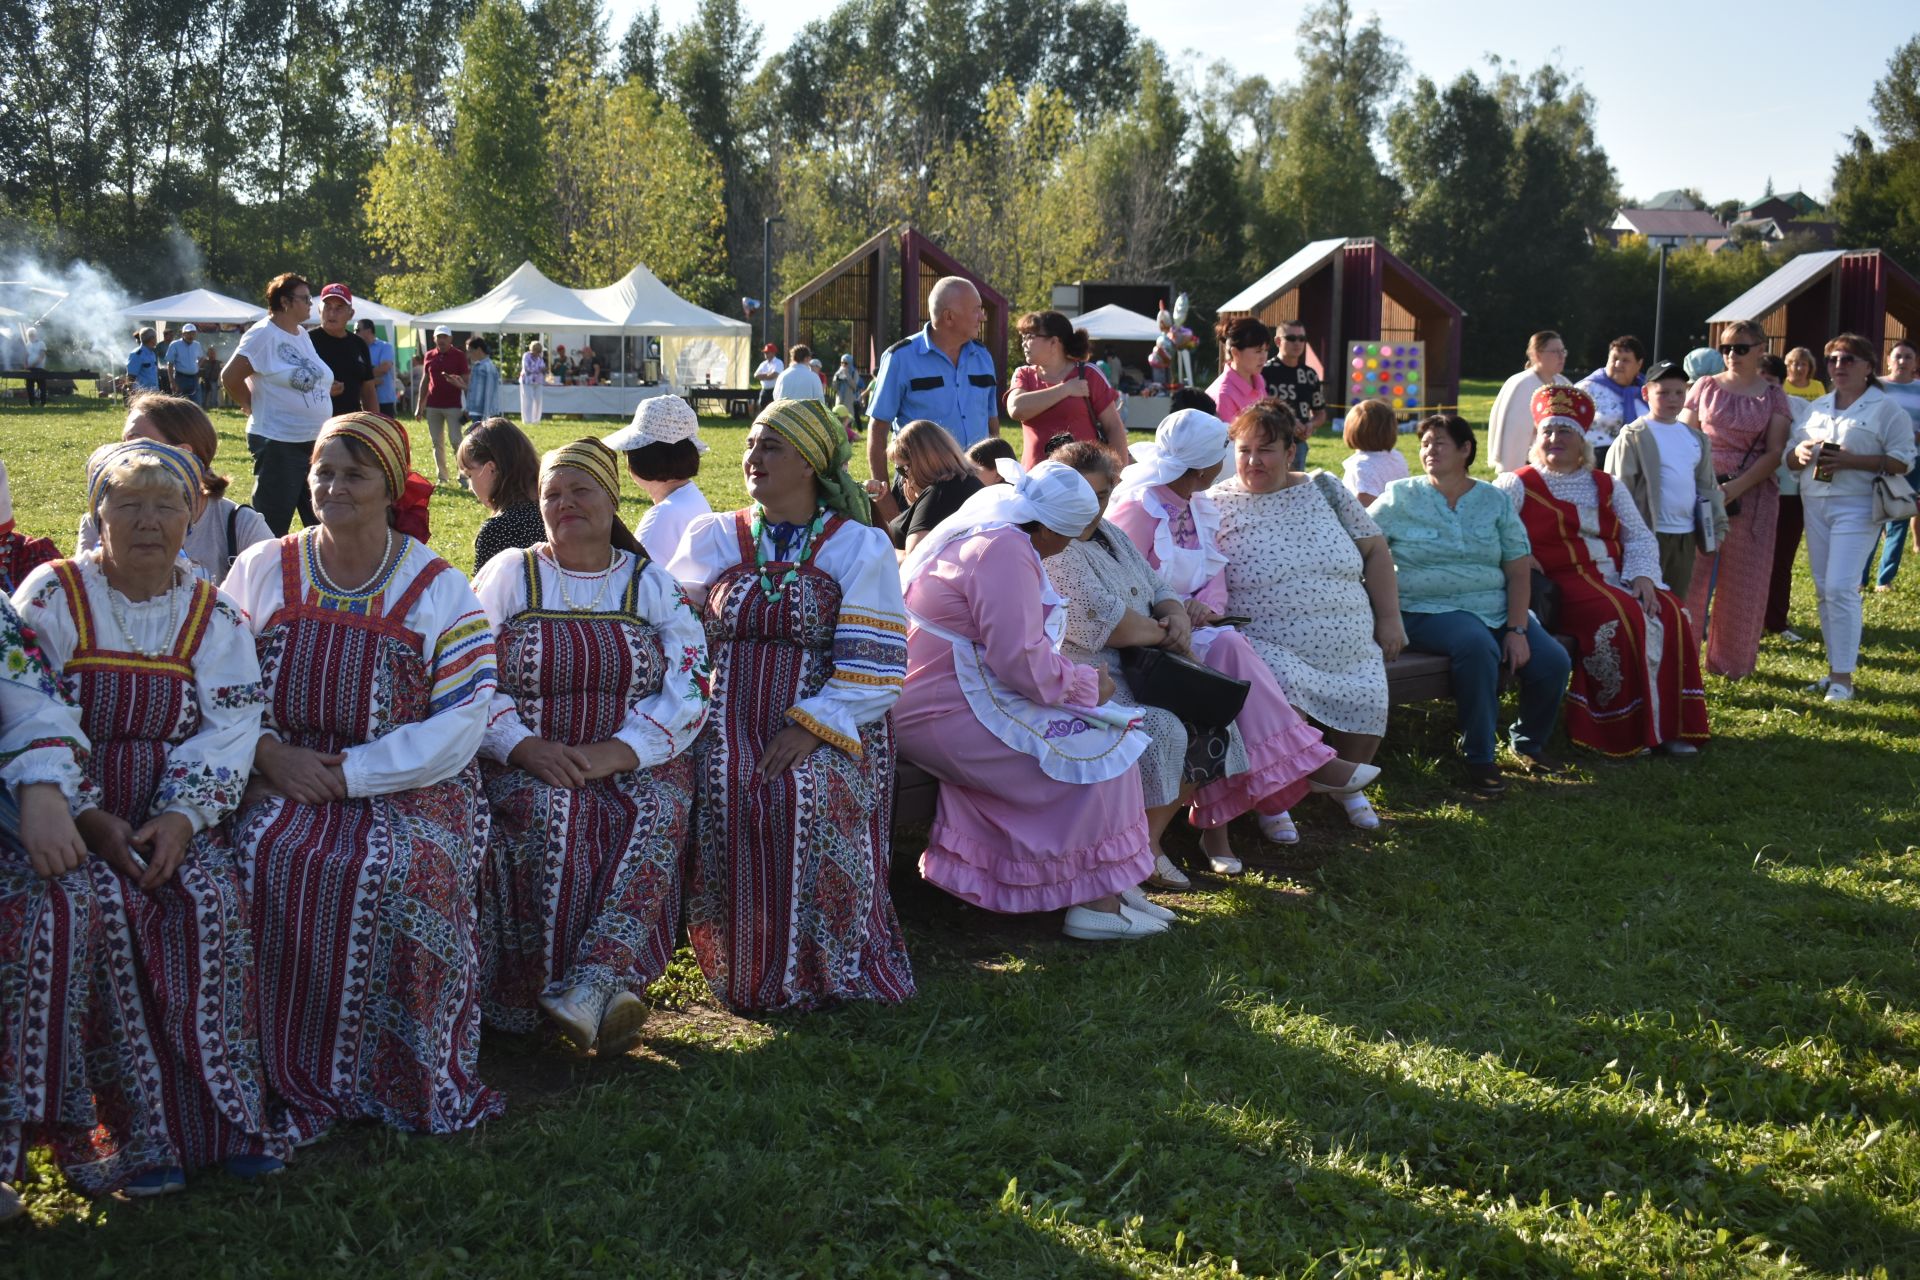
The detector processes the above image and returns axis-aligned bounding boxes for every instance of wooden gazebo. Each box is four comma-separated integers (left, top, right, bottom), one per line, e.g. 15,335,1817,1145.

1708,249,1920,360
781,225,1010,386
1216,238,1465,412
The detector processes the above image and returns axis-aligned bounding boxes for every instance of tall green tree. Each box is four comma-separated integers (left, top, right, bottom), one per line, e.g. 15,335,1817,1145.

663,0,765,310
1832,37,1920,266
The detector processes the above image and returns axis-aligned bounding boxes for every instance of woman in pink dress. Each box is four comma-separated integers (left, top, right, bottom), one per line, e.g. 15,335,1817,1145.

1681,319,1792,678
1205,318,1270,425
1108,410,1380,863
894,461,1169,942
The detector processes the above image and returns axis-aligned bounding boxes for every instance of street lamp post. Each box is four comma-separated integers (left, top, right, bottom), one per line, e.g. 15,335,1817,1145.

762,215,785,354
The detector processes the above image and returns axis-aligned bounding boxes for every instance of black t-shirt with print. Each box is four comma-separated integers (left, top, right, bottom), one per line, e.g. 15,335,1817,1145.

309,328,376,416
1260,358,1326,426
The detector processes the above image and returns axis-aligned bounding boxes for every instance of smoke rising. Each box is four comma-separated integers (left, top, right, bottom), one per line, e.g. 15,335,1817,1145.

0,255,135,373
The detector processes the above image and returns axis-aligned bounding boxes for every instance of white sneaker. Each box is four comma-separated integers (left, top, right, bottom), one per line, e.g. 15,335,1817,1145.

1145,852,1191,890
1661,741,1700,756
538,985,605,1051
1803,676,1832,696
1258,811,1299,844
595,990,649,1056
1824,682,1854,702
1120,887,1176,923
1062,904,1164,940
1338,791,1382,830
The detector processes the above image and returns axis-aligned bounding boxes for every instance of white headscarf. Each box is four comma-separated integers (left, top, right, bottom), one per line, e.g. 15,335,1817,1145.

900,458,1098,588
1113,408,1231,502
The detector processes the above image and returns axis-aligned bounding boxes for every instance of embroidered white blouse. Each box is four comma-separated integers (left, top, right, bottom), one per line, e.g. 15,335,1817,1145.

469,545,710,769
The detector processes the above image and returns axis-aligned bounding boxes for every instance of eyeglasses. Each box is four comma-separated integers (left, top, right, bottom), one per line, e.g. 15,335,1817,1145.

1825,353,1859,367
1718,341,1760,357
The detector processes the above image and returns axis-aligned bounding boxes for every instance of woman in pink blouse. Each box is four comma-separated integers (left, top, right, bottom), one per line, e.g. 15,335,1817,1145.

1107,409,1380,867
1206,317,1271,425
1680,319,1792,678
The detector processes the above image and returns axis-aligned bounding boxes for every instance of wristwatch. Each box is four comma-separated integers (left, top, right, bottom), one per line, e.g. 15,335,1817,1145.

1502,624,1526,636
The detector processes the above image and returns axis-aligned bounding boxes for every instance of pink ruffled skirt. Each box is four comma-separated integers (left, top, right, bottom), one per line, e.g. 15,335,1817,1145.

1187,629,1337,828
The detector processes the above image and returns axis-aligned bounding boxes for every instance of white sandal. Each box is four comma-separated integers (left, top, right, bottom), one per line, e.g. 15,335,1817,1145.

1257,811,1299,844
1338,791,1381,830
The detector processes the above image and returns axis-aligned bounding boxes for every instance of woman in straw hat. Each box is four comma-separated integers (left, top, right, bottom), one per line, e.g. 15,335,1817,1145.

223,412,503,1138
470,439,708,1055
5,439,286,1203
674,399,915,1011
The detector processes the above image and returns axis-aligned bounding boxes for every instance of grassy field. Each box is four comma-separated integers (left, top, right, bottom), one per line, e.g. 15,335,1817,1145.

1,387,1917,1278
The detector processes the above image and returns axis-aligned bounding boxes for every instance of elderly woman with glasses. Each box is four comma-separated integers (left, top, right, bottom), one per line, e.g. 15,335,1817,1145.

1680,319,1792,678
1493,387,1709,756
1786,333,1917,702
470,440,708,1055
224,412,503,1140
672,399,915,1011
11,440,285,1199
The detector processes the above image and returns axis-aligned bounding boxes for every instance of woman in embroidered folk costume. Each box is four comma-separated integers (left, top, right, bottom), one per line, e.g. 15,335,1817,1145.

8,440,284,1200
1106,409,1378,868
471,439,708,1053
0,594,117,1219
1493,386,1709,756
223,412,503,1137
895,459,1168,941
674,399,914,1010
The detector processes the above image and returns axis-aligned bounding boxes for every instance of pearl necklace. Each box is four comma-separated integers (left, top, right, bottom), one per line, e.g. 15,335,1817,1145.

547,547,620,613
312,530,396,596
105,566,184,659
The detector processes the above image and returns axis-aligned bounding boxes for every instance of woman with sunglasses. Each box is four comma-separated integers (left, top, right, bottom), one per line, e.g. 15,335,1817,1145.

1785,334,1915,701
1678,320,1792,678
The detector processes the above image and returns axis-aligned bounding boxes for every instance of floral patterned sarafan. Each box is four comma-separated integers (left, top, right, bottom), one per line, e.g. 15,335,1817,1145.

685,512,914,1011
476,549,706,1032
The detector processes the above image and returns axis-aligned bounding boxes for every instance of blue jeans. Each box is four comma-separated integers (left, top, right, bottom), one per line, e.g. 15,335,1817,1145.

173,372,199,405
1401,610,1572,765
1861,455,1920,588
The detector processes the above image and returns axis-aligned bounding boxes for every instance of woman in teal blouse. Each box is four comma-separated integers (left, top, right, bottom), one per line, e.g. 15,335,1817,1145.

1369,414,1571,795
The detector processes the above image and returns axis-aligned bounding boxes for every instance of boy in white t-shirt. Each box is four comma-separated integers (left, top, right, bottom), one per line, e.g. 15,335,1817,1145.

1603,359,1729,599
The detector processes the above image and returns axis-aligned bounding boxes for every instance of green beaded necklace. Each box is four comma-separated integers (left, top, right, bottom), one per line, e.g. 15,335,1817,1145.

750,503,828,601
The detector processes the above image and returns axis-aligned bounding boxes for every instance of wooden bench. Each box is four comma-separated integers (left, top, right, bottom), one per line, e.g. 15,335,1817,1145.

889,638,1575,829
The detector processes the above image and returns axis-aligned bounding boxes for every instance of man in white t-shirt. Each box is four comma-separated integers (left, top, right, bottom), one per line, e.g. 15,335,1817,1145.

221,272,335,534
752,343,784,409
771,342,824,401
1604,360,1727,599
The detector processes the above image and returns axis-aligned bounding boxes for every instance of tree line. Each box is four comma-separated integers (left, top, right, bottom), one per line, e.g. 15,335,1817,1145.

3,0,1912,378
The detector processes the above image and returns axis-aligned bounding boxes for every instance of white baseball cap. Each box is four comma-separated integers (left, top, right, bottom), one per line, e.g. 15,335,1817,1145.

602,394,708,454
433,325,453,337
181,323,198,334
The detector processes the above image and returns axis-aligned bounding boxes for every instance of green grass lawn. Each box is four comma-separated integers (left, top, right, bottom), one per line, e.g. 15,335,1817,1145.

2,392,1917,1277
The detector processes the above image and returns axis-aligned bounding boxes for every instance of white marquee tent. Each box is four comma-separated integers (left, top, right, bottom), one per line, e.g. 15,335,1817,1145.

413,261,751,413
1069,303,1162,342
122,287,267,328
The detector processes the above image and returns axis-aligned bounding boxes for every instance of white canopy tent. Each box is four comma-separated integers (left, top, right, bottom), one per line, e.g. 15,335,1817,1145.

413,260,751,414
122,287,267,328
1069,303,1163,342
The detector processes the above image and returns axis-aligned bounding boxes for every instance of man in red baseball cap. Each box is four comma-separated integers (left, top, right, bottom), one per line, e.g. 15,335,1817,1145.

752,342,785,410
309,281,378,416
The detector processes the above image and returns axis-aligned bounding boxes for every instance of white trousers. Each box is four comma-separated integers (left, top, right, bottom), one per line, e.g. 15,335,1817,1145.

1802,494,1879,675
521,380,544,425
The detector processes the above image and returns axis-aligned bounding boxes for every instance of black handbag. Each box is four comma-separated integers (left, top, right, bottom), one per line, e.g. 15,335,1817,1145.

1119,647,1250,729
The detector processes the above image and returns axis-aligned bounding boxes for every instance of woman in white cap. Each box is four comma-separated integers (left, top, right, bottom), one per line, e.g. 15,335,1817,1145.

602,395,713,566
895,459,1167,941
1108,409,1379,866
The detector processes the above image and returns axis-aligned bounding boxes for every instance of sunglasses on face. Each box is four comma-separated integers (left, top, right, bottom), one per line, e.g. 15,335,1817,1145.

1718,341,1760,357
1826,353,1859,367
1280,334,1306,343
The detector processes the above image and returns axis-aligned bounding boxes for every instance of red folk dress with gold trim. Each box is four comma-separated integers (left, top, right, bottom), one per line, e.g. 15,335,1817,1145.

224,534,503,1138
12,557,284,1184
471,547,708,1031
675,509,915,1012
1505,467,1708,754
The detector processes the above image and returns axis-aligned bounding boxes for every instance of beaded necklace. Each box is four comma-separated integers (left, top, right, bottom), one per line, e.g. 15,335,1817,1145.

311,529,397,597
105,564,184,659
545,545,620,613
749,503,827,601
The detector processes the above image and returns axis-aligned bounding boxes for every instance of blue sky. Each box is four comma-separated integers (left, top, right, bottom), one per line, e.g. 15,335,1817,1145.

609,0,1916,207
